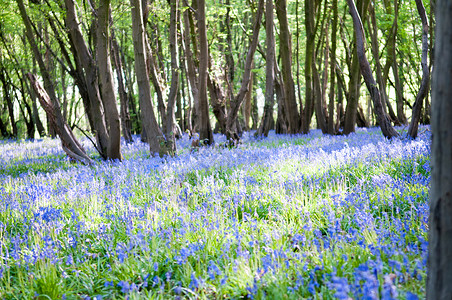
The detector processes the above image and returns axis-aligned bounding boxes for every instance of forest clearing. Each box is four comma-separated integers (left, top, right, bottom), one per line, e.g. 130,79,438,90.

0,128,429,298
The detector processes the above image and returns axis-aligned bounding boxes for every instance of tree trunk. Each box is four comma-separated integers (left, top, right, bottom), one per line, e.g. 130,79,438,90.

0,68,17,138
313,41,328,134
17,0,91,162
328,0,338,135
275,64,288,134
0,116,9,138
197,0,214,145
346,0,399,138
275,0,300,134
368,4,400,126
257,0,275,137
111,30,133,143
29,69,46,137
407,0,430,139
243,64,253,131
163,0,180,154
182,7,198,134
64,0,109,158
428,1,452,298
343,47,360,135
302,0,315,133
392,0,407,125
18,78,36,139
251,77,259,130
97,0,122,160
27,73,92,164
130,0,164,154
226,0,264,142
144,30,167,130
207,73,227,134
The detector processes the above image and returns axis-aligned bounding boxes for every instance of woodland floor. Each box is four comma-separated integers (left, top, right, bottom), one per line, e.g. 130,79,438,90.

0,127,429,299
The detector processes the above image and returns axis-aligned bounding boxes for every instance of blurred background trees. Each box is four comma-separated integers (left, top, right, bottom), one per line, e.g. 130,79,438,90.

0,0,434,155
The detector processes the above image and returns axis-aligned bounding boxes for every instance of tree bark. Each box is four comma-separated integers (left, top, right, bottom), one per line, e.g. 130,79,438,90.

111,30,133,143
182,8,198,134
96,0,122,160
207,73,227,134
17,0,91,162
302,0,316,133
407,0,430,139
275,0,300,134
164,0,180,153
368,4,400,126
275,63,288,134
130,0,164,154
346,0,399,138
251,76,259,130
428,1,452,298
27,73,92,164
257,0,275,137
197,0,214,145
0,116,9,138
226,0,264,142
243,65,253,131
392,0,407,124
343,46,360,135
313,34,327,134
64,0,109,158
328,0,338,135
0,67,17,138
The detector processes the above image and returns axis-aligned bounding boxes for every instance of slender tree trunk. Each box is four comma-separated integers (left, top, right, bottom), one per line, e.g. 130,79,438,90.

225,0,264,142
197,0,214,145
144,32,166,129
275,0,300,134
392,0,406,124
295,0,303,126
164,0,180,153
0,116,9,138
177,46,185,133
428,1,452,298
275,68,288,134
97,0,122,160
379,0,402,124
422,0,434,124
0,68,17,138
343,0,370,135
207,73,227,134
302,0,315,133
130,0,164,154
31,83,46,137
343,47,360,134
257,0,275,137
407,0,430,139
328,0,338,135
27,73,92,164
313,52,327,133
243,63,253,131
64,0,109,158
111,30,133,143
17,0,91,162
18,77,35,139
183,8,198,134
347,0,399,138
368,4,400,126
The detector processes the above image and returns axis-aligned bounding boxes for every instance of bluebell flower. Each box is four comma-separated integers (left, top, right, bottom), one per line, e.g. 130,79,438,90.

406,291,419,300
